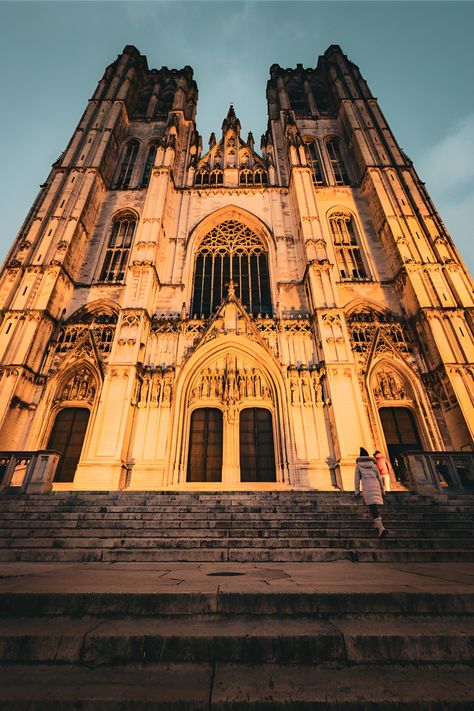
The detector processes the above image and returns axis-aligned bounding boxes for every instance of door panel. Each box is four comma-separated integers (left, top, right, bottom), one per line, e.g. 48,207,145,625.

187,408,223,482
47,408,90,483
240,408,276,482
379,407,422,480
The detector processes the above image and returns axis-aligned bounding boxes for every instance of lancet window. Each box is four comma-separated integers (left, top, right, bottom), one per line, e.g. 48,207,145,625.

99,213,137,282
141,143,159,187
306,141,325,185
329,212,367,280
115,140,139,189
287,84,307,113
253,168,268,185
239,169,253,185
209,169,224,186
195,169,210,186
326,138,350,185
191,220,272,317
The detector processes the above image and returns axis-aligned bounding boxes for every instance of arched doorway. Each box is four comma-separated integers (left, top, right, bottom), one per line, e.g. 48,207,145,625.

240,408,276,482
379,407,422,479
186,408,223,482
47,408,90,482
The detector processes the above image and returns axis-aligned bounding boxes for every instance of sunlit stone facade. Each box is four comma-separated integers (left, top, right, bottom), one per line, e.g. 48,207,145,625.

0,45,473,491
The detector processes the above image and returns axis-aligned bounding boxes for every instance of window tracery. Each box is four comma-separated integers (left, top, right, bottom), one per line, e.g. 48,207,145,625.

115,140,139,189
239,169,253,185
305,141,325,185
56,311,117,360
141,142,160,187
348,309,412,362
329,211,367,280
195,169,209,186
209,169,224,186
99,213,137,283
191,220,271,318
326,138,349,185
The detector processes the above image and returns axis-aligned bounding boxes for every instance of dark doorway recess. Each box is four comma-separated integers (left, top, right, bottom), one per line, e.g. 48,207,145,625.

47,408,90,482
240,408,276,482
379,407,422,460
187,408,223,482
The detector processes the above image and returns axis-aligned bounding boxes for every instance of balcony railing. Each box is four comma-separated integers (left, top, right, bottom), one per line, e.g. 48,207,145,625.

0,451,61,494
402,451,474,496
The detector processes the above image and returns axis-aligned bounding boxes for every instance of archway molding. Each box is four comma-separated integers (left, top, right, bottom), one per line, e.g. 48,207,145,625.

168,334,294,486
183,205,277,314
366,356,443,454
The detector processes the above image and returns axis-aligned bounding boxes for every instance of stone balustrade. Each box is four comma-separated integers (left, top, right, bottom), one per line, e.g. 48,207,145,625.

0,451,61,494
402,451,474,496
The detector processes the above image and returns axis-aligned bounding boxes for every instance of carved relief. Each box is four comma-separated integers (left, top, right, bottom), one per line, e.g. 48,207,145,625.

373,369,407,402
133,365,175,409
189,360,272,408
287,364,325,407
59,367,96,403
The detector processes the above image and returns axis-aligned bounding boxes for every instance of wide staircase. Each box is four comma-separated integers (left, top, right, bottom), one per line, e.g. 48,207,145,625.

0,490,473,563
0,490,473,708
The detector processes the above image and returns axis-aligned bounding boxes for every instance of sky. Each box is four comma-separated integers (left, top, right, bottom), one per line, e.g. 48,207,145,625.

0,0,473,274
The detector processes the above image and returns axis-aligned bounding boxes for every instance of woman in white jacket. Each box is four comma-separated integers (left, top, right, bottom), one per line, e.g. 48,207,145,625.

355,447,388,538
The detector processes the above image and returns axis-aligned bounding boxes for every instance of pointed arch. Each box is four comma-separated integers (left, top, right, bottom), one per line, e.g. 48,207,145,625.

185,207,275,319
366,355,443,458
66,299,120,323
167,334,294,486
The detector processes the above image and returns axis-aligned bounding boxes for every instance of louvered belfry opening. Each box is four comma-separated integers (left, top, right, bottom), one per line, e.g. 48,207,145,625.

240,408,276,482
186,408,223,482
47,408,90,482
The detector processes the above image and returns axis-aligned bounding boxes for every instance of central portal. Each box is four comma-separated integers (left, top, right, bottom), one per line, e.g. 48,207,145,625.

187,408,223,482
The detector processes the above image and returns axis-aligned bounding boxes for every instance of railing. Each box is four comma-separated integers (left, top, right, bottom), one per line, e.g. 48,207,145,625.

402,451,474,496
0,451,61,494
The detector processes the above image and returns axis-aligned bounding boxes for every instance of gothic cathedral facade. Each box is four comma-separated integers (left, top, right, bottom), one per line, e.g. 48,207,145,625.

0,45,473,492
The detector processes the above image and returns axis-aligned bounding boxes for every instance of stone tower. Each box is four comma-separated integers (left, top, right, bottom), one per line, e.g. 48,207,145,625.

0,45,472,492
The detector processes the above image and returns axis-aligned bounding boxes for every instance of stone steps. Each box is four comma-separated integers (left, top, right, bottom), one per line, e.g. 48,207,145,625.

0,490,472,564
1,663,473,709
1,614,473,665
0,582,473,708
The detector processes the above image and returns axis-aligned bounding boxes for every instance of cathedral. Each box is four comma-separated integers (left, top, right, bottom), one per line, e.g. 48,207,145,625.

0,44,472,493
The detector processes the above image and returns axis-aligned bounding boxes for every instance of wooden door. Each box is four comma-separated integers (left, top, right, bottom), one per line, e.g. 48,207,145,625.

240,408,276,482
47,408,90,482
186,408,223,482
379,407,422,480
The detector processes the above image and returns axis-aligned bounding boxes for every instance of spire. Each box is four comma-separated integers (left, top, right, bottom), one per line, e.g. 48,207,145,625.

222,104,241,135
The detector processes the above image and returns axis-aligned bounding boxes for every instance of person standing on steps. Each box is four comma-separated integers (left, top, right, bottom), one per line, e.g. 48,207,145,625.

354,447,388,538
374,450,395,492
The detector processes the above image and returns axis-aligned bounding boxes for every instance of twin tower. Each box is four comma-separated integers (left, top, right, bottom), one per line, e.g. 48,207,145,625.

0,44,472,492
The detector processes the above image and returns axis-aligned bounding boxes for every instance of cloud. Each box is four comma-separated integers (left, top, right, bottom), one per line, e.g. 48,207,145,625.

418,113,474,273
418,113,474,195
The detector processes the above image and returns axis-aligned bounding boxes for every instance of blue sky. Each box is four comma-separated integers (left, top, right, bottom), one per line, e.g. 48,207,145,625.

0,0,473,273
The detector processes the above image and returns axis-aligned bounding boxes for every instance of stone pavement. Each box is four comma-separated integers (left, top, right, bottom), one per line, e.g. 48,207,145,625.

0,561,473,708
1,559,474,595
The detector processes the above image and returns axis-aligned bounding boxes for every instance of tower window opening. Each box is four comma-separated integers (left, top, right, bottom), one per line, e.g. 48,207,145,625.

306,141,325,185
99,213,137,282
191,219,272,317
115,140,139,189
141,143,159,187
287,84,307,113
329,211,367,281
326,138,350,185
